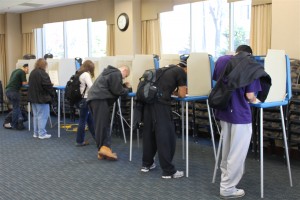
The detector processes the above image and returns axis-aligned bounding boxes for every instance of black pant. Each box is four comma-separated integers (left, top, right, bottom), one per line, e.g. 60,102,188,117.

142,103,177,176
89,99,112,149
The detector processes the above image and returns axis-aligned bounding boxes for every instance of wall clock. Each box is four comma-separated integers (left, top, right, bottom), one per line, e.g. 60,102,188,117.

117,13,129,32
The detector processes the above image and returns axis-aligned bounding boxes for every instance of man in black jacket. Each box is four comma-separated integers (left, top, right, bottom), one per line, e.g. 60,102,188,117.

87,65,131,160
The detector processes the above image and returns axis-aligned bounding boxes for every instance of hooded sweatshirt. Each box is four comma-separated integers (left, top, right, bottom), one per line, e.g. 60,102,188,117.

87,65,129,103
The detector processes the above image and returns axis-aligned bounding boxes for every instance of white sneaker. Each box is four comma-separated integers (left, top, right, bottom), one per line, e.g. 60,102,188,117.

220,188,245,199
33,134,38,138
3,123,12,129
38,134,51,139
162,170,184,179
141,163,156,173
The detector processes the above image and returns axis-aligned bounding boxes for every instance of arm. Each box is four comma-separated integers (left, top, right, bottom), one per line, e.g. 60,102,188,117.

178,86,187,98
246,92,257,103
109,73,129,96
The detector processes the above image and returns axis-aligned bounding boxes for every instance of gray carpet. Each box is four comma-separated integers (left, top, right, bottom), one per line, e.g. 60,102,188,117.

1,115,300,200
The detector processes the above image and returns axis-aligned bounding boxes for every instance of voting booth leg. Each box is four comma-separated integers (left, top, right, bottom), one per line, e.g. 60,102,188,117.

28,102,31,131
62,90,66,127
212,131,223,183
48,115,52,128
110,99,126,144
185,102,189,177
129,97,134,161
109,102,116,136
181,101,185,160
206,100,217,161
259,108,264,198
117,98,127,144
260,106,293,198
279,106,293,187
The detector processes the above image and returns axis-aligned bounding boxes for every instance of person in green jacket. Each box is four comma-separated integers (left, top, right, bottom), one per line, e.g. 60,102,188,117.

4,63,29,129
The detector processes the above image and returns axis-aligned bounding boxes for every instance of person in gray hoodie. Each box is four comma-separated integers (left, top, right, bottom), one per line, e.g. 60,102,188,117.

87,65,131,160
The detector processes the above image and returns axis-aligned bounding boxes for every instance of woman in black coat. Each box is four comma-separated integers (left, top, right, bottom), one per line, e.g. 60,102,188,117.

28,58,54,139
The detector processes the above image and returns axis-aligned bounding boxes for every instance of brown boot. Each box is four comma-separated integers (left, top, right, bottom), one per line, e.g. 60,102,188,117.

98,154,104,160
98,152,117,160
98,146,118,161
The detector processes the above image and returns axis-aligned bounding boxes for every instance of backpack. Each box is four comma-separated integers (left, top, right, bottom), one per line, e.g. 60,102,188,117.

136,66,174,104
65,72,86,105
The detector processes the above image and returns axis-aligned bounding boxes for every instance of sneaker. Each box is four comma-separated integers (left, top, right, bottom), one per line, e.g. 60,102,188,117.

220,188,245,199
141,163,156,172
162,170,184,179
33,134,38,138
38,134,51,139
3,123,12,129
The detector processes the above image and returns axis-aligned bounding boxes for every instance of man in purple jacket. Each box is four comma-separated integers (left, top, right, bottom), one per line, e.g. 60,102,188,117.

213,45,261,199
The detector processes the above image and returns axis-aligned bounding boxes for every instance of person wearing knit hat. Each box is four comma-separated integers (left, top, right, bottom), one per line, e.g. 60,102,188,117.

178,60,187,68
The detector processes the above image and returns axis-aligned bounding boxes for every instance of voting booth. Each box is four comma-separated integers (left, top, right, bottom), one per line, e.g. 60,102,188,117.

129,54,156,161
173,52,216,177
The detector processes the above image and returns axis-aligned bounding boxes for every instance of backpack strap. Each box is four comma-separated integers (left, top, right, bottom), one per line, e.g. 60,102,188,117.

77,71,88,98
81,84,87,98
155,65,177,82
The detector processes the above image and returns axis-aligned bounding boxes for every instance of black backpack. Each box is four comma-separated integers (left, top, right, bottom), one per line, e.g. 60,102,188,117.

65,72,86,105
136,66,174,104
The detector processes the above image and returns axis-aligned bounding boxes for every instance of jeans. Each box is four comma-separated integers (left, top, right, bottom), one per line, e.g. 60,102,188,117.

76,99,95,144
5,90,22,128
31,103,50,136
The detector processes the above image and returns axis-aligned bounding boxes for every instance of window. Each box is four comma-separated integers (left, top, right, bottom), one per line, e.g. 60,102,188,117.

160,0,251,58
43,22,64,58
90,20,107,57
39,19,107,59
65,19,88,59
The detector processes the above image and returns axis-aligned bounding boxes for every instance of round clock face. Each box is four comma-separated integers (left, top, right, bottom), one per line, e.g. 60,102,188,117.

117,13,129,31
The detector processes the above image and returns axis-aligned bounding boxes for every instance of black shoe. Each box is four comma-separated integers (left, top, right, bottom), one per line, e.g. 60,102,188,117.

16,121,25,130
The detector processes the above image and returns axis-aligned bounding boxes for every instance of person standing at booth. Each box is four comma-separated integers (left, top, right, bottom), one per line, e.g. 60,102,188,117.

212,45,265,199
75,60,96,146
28,58,54,139
87,65,131,160
4,63,29,129
141,60,187,179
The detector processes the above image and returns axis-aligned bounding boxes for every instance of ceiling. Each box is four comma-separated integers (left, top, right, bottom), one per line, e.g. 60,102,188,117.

0,0,97,14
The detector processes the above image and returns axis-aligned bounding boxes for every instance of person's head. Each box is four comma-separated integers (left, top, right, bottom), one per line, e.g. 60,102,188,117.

22,63,29,74
119,65,130,79
235,45,253,54
34,58,48,71
79,60,95,78
177,60,188,73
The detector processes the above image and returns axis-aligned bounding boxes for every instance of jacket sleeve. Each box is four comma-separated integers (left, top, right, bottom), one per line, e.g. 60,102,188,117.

41,71,55,97
108,72,129,97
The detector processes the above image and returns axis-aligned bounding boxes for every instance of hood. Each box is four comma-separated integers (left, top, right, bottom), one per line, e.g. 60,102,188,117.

102,65,119,76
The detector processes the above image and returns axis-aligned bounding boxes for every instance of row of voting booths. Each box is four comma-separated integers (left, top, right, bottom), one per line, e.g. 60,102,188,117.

15,50,295,198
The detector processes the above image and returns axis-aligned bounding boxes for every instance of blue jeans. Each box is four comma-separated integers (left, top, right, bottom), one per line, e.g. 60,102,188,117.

5,90,22,128
31,103,50,136
76,99,95,144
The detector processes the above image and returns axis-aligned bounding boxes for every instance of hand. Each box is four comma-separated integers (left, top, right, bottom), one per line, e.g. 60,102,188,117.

124,82,131,88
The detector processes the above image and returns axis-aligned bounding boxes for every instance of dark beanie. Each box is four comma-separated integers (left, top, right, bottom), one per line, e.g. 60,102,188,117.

178,60,187,68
